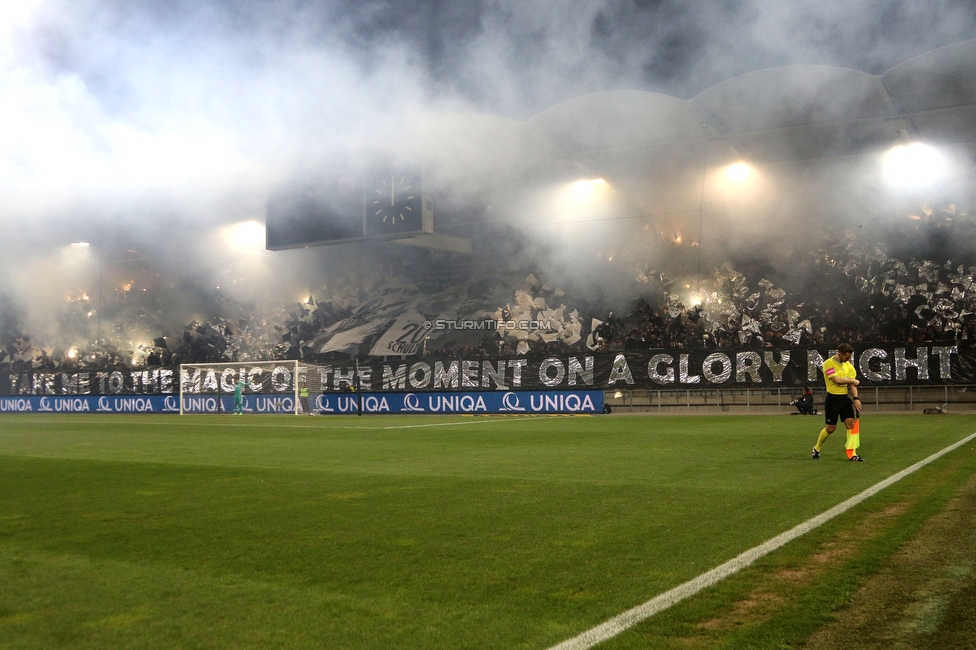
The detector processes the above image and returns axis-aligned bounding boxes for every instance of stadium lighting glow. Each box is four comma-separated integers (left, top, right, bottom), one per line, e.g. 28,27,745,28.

712,161,765,203
883,142,945,187
63,241,93,268
567,178,609,199
724,162,753,184
570,178,607,199
531,178,616,230
223,220,266,252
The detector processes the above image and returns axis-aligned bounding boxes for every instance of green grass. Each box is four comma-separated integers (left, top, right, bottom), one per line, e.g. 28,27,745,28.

1,413,974,648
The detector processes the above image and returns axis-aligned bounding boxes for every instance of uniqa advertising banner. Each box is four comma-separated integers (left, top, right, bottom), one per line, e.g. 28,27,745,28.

0,391,604,415
0,395,181,413
3,345,974,397
308,390,604,415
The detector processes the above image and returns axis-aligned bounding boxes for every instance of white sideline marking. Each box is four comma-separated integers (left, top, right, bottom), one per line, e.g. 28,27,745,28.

380,417,559,430
547,430,976,650
192,416,540,430
23,416,544,431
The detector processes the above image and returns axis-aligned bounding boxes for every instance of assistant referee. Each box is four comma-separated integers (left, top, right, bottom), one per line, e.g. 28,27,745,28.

811,343,863,461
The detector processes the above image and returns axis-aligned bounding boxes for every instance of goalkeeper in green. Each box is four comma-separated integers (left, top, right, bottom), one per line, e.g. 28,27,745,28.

233,380,245,415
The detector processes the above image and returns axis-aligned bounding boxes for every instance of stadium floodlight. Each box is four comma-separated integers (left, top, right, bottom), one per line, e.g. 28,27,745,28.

723,162,754,185
882,142,945,188
179,360,326,415
712,161,761,199
568,178,608,199
222,220,266,252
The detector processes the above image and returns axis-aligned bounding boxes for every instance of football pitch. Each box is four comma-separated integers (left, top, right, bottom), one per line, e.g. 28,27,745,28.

1,413,975,649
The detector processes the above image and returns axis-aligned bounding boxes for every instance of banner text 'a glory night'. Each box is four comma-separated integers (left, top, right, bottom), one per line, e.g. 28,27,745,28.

1,345,968,397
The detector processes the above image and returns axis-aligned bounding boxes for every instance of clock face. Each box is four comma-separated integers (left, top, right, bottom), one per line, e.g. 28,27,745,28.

365,173,423,235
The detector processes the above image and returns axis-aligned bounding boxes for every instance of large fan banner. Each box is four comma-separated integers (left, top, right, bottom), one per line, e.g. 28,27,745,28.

1,344,969,397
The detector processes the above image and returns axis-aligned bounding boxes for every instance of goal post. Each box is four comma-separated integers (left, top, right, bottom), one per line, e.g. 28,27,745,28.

178,361,323,414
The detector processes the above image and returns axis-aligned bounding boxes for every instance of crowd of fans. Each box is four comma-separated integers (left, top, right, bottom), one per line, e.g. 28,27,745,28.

3,204,975,372
605,255,971,353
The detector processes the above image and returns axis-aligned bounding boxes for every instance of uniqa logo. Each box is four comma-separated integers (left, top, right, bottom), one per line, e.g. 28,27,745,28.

361,396,390,412
38,397,54,412
315,395,361,413
163,396,180,412
112,398,155,412
499,392,526,412
316,395,334,412
97,396,113,412
0,398,32,412
256,397,294,412
528,393,596,412
55,398,91,412
182,397,219,413
402,393,425,412
427,394,487,412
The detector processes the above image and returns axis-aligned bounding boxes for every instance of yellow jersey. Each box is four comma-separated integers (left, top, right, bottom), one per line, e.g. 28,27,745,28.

823,357,856,395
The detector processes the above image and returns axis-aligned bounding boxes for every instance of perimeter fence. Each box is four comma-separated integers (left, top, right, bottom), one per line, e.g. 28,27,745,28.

604,385,976,414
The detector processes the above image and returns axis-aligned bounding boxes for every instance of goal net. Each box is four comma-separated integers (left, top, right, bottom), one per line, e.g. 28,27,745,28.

179,361,324,414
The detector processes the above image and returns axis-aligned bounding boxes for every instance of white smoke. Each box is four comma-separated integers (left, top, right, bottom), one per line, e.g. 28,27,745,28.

1,0,974,343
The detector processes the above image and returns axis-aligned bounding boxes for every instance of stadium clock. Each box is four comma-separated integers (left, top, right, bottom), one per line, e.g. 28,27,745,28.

365,173,424,235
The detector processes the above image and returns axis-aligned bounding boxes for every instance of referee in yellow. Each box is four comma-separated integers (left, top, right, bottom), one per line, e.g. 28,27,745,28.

812,343,864,461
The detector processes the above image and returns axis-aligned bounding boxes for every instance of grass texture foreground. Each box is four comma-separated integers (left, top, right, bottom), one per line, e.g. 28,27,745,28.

1,413,975,648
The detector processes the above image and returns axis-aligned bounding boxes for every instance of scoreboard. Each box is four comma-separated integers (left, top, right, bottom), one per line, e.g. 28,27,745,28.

266,167,433,250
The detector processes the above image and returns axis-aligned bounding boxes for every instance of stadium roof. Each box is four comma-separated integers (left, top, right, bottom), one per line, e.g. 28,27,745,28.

404,40,976,231
388,41,976,239
515,39,976,169
882,40,976,144
397,39,965,224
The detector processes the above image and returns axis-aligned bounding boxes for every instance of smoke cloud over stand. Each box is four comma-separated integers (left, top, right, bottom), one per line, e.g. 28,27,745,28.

2,1,976,359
